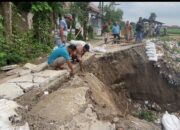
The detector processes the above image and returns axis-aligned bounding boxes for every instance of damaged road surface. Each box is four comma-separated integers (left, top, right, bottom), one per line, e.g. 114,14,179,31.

0,43,179,130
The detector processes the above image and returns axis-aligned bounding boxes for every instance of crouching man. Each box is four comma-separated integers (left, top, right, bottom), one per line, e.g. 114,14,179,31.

71,44,90,72
48,44,76,76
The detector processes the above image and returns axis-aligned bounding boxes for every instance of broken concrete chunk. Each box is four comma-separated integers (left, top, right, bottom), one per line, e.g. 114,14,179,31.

0,83,24,100
6,68,22,76
30,87,89,122
0,99,20,126
8,74,33,83
1,64,19,71
6,68,31,77
15,122,30,130
18,69,32,76
32,62,48,73
23,63,37,70
0,99,30,130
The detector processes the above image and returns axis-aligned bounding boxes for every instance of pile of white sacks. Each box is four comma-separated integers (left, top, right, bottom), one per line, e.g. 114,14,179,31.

162,111,180,130
145,40,158,62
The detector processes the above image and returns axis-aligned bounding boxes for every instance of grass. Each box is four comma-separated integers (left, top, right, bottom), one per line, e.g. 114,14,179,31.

167,28,180,35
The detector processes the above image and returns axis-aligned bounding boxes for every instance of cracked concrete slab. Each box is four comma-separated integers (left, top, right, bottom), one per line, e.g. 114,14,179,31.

23,63,37,70
0,83,24,99
59,106,116,130
2,70,68,99
8,74,33,83
16,82,39,92
32,62,48,72
33,70,68,81
30,86,89,123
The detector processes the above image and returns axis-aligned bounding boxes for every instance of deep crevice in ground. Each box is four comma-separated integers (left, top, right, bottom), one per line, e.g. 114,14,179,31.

84,45,180,113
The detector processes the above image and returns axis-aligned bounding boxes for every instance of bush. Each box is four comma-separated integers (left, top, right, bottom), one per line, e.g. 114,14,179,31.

76,33,83,40
0,3,54,67
88,25,94,39
67,32,75,41
138,110,156,122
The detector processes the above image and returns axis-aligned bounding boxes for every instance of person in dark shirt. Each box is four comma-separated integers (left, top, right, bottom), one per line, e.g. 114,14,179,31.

135,17,143,43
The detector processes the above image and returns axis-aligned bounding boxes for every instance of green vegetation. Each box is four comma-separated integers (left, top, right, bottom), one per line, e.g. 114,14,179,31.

88,25,94,39
103,4,123,24
0,3,54,67
168,28,180,35
0,2,125,67
138,110,157,122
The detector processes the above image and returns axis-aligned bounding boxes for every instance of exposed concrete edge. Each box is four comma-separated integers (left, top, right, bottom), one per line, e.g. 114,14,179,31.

35,72,69,98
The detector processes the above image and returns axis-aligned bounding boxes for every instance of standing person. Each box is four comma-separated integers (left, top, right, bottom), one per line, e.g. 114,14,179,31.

135,17,143,43
59,14,73,44
163,26,167,36
112,21,121,44
71,44,90,72
48,44,76,76
103,22,111,44
124,21,133,43
130,22,134,40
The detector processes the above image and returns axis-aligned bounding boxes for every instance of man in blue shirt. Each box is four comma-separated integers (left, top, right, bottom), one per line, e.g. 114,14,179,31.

48,44,76,76
112,21,121,44
59,14,73,44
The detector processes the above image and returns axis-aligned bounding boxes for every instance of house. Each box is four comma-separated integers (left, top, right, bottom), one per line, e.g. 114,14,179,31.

142,18,164,37
57,2,102,37
88,2,102,36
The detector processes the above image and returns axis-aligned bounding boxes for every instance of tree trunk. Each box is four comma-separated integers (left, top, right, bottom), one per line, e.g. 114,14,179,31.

83,21,87,41
2,2,12,42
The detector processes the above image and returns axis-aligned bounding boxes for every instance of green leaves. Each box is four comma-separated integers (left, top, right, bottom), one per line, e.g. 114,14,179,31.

103,4,123,24
31,2,52,13
138,110,156,122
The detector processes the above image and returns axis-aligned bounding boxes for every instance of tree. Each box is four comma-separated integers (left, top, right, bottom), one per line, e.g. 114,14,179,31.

69,2,90,40
1,2,12,42
103,4,123,24
48,2,66,29
31,2,53,44
149,12,157,21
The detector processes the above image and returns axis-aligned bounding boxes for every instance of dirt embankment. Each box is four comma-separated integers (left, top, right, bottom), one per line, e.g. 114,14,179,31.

84,45,180,112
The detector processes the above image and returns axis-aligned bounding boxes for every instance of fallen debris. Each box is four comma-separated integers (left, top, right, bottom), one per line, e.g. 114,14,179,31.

0,99,30,130
1,64,19,71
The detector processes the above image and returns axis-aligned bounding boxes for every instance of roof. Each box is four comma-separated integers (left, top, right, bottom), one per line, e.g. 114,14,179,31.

142,18,164,24
88,3,100,13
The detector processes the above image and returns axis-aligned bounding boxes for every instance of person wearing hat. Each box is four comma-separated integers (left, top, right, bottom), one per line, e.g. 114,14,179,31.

71,44,90,72
59,14,73,44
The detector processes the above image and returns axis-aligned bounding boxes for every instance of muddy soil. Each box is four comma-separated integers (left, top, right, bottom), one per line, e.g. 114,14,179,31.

84,45,180,112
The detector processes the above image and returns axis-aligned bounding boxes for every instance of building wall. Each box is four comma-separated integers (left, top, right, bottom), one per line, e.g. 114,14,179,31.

89,11,102,36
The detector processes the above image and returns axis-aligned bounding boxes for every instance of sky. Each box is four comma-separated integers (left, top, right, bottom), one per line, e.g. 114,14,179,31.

93,2,180,26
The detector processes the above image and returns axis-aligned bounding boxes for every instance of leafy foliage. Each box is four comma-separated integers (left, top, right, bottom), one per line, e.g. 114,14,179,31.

13,2,32,12
67,32,75,41
0,2,54,67
48,2,68,16
103,4,123,24
88,25,94,39
31,2,53,45
138,110,156,122
69,2,90,40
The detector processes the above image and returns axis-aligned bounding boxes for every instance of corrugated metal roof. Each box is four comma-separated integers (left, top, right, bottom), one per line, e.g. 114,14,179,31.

142,18,164,24
88,2,100,13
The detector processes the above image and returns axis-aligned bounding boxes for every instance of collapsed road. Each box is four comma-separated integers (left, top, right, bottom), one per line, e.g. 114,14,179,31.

0,42,179,130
